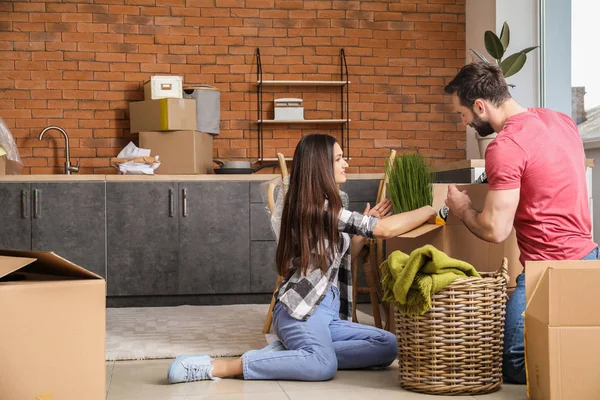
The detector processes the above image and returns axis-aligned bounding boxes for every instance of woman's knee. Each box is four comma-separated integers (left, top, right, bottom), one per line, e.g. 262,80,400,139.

303,349,338,381
379,330,398,366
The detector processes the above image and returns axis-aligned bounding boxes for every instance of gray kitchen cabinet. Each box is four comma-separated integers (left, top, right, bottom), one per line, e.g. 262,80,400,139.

0,183,32,251
31,182,106,278
250,241,278,293
0,182,105,278
178,181,250,294
249,181,278,294
106,182,179,296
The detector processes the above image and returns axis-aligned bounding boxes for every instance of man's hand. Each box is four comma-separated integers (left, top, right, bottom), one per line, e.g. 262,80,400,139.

364,198,393,219
445,184,472,220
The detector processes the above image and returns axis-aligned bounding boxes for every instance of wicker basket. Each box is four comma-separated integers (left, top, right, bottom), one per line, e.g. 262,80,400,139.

394,258,509,396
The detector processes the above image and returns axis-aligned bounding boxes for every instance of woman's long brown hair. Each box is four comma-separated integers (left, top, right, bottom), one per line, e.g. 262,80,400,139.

276,134,342,277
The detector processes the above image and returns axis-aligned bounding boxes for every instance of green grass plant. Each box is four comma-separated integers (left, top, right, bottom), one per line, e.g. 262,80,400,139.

386,153,433,214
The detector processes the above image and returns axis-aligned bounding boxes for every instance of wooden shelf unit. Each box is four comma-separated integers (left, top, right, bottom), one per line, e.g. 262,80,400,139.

254,48,350,161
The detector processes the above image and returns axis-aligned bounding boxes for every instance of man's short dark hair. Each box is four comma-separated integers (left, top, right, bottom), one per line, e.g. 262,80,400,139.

444,62,511,108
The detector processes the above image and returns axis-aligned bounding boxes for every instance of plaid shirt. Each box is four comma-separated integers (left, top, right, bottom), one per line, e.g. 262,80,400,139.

275,205,379,321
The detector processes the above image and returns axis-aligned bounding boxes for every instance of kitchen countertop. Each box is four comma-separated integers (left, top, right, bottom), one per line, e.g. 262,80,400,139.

2,158,594,181
0,173,385,182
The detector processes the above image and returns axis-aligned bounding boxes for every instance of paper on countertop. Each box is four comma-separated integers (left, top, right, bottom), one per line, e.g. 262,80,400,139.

117,161,160,175
115,142,160,175
117,142,151,159
0,145,6,157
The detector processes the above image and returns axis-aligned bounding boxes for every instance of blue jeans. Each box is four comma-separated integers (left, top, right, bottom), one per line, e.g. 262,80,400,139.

241,286,398,380
503,246,599,384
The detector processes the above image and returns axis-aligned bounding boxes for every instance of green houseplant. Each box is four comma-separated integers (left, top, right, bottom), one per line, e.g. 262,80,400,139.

471,21,538,80
386,153,433,214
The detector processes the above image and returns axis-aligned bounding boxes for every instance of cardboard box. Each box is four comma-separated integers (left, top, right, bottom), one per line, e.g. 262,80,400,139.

386,184,521,278
139,130,214,174
525,260,600,400
129,98,196,134
0,249,106,400
0,154,6,175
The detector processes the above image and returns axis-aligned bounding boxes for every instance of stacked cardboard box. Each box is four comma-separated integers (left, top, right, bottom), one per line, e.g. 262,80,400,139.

128,78,215,175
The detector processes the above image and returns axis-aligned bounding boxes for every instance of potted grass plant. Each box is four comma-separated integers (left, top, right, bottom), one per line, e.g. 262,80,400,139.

386,153,433,214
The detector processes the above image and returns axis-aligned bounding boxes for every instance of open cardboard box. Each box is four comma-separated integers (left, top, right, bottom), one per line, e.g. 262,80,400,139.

0,249,105,400
525,260,600,400
386,184,522,280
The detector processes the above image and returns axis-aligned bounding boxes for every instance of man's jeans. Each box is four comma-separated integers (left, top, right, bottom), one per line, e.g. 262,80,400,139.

503,246,599,383
241,286,398,381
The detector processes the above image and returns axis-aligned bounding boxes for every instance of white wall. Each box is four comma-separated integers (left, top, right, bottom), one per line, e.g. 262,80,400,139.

464,0,541,159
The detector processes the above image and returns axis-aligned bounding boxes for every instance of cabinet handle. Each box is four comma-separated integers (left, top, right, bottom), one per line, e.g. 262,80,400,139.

182,188,188,217
21,190,28,218
33,189,40,219
169,189,174,217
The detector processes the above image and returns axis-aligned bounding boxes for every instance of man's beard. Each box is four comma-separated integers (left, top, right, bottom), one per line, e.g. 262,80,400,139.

469,113,496,136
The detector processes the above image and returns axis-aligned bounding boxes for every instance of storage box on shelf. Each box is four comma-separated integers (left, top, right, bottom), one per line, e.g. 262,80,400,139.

274,98,304,121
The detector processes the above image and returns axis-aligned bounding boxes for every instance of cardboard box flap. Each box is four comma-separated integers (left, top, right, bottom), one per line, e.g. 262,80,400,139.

526,260,600,326
0,256,37,279
397,223,442,238
525,267,551,324
443,184,489,226
0,249,101,280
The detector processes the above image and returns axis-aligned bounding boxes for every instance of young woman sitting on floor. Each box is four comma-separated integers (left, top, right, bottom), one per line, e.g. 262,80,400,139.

168,133,436,383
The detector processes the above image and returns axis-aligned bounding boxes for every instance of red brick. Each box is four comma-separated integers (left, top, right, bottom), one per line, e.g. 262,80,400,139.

230,8,258,18
141,7,170,16
13,22,45,32
48,4,77,12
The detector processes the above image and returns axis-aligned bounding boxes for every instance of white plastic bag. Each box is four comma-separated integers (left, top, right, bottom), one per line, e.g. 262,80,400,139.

0,116,23,174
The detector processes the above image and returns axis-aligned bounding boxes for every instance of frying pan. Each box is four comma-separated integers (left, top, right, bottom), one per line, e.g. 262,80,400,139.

213,159,278,174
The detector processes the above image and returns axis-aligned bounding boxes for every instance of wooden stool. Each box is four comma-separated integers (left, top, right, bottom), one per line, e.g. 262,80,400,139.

351,150,396,331
262,153,288,334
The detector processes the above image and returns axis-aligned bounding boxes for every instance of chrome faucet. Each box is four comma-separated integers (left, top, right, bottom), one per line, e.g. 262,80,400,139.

39,126,79,175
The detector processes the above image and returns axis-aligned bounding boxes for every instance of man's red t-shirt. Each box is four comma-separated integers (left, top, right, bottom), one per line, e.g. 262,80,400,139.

485,108,596,264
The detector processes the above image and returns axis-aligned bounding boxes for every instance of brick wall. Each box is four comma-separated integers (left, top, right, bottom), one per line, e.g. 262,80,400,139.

0,0,465,174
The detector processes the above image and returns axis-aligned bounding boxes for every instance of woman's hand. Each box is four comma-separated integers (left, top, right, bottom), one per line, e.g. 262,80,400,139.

363,198,393,219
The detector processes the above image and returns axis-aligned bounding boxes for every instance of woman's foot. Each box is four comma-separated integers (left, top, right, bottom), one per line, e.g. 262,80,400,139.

167,355,220,384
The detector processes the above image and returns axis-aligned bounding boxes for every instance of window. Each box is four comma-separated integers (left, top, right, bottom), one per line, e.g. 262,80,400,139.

572,0,600,141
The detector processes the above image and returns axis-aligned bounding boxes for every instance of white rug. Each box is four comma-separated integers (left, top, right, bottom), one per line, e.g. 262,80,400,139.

106,304,373,361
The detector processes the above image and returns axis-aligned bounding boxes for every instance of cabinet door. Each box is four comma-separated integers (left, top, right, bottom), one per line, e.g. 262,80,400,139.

250,241,278,293
31,182,106,278
106,182,179,296
178,182,250,294
0,183,31,250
